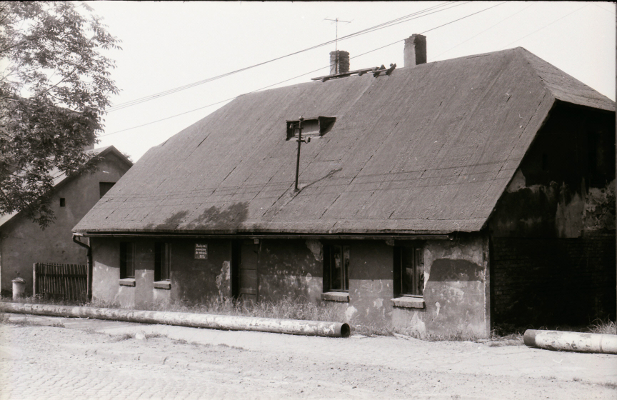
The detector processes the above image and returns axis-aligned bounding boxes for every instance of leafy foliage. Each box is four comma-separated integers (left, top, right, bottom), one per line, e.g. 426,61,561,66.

0,1,120,228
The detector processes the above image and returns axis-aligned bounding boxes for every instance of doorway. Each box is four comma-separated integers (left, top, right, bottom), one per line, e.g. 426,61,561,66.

232,240,259,302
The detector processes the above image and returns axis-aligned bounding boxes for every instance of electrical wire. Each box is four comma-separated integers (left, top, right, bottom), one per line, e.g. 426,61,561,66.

501,4,588,49
102,1,508,137
106,2,462,113
435,2,535,59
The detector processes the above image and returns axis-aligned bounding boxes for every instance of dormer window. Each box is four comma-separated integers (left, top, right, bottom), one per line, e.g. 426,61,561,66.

286,116,336,140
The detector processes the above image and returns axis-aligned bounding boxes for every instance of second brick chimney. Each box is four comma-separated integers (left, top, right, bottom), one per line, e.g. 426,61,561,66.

404,34,426,67
330,50,350,75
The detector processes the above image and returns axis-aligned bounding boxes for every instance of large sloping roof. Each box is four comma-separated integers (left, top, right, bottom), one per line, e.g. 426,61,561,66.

74,47,614,235
0,146,132,228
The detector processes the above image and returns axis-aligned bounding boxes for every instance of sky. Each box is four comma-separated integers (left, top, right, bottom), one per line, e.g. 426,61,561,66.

84,1,616,162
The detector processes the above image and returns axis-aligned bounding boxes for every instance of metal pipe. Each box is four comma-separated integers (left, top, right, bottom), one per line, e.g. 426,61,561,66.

524,329,617,354
294,117,304,191
0,302,351,338
71,234,92,300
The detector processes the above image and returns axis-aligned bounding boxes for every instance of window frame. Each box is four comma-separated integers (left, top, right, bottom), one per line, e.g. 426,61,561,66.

154,242,171,282
119,242,135,279
323,244,350,293
286,116,336,141
393,243,424,298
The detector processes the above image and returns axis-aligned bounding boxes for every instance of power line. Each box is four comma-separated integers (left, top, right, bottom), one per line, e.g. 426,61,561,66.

420,1,506,35
101,65,331,137
436,2,535,59
501,4,588,49
102,1,508,137
106,2,462,113
349,2,507,61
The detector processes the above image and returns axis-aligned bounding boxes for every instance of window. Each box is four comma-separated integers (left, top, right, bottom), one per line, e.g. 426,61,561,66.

323,244,349,292
393,245,424,297
59,198,65,207
99,182,116,199
120,242,135,279
286,116,336,140
155,242,171,281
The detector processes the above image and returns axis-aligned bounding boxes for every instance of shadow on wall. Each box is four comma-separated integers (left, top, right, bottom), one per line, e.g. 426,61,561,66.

144,202,250,231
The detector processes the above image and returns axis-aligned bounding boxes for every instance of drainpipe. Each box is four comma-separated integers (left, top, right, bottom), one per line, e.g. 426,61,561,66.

72,233,92,301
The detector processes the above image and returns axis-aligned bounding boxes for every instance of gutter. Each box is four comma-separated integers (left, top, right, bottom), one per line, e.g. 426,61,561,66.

74,232,453,241
72,233,92,301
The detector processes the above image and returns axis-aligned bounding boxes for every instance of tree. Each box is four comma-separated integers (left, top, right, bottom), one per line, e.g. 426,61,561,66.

0,1,120,228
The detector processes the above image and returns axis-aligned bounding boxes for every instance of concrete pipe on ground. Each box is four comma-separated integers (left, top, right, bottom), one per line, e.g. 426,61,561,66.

0,302,351,338
524,329,617,354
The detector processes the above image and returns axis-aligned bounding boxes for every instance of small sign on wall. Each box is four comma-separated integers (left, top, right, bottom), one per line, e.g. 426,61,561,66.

195,243,208,259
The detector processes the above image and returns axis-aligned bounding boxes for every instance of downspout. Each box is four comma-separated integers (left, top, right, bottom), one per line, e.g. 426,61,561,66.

73,233,92,301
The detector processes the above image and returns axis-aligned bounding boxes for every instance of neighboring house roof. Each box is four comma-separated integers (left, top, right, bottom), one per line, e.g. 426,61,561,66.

74,47,615,236
0,145,132,228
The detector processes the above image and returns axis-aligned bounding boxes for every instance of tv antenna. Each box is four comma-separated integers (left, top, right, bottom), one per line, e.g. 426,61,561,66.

324,17,352,52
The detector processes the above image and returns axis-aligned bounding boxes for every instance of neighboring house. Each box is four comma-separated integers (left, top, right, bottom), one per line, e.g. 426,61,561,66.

0,145,132,296
73,35,615,337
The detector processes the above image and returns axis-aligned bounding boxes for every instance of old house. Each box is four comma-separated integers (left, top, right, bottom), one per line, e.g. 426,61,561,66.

73,35,615,337
0,145,132,296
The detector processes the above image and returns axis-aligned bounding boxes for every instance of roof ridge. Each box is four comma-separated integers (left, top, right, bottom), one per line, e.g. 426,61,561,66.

515,47,615,111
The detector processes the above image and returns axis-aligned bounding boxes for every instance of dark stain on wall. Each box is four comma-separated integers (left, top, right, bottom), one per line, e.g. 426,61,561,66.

429,259,482,281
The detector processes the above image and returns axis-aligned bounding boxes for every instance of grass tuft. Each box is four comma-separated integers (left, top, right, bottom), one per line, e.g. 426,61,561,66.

142,295,342,323
588,318,617,335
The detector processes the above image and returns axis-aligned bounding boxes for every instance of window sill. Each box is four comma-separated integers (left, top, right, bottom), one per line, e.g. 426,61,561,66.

119,278,136,287
391,296,425,309
322,292,349,302
154,281,171,290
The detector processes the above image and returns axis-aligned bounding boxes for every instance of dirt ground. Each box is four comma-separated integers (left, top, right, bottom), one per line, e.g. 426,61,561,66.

1,313,616,400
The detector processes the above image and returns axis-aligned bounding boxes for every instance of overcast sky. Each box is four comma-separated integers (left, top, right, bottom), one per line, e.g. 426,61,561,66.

85,1,616,162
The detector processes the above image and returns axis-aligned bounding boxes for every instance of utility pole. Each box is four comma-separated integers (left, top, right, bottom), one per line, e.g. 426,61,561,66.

294,117,310,192
324,17,351,74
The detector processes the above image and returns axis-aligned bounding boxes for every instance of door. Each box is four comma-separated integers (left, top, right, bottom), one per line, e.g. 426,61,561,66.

233,240,259,302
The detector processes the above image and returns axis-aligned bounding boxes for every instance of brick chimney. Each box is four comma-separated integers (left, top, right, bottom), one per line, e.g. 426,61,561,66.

330,50,350,75
404,34,426,67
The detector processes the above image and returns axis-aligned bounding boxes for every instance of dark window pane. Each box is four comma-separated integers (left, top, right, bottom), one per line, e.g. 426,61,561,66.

120,242,135,278
331,245,342,290
397,246,423,296
155,242,171,281
325,244,349,292
343,246,350,291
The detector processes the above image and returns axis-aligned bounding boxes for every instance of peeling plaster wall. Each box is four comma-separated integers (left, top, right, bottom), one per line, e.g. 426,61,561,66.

488,103,616,328
346,241,394,330
169,239,232,304
392,235,489,338
256,240,323,303
91,236,491,337
91,238,232,308
490,103,615,239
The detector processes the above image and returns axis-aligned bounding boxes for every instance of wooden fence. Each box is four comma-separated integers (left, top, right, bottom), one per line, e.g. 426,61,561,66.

33,263,87,301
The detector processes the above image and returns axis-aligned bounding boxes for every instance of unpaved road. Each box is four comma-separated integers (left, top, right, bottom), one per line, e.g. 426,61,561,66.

1,314,616,399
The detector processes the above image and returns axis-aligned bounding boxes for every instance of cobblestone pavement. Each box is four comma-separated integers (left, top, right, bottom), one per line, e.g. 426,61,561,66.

1,314,616,400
